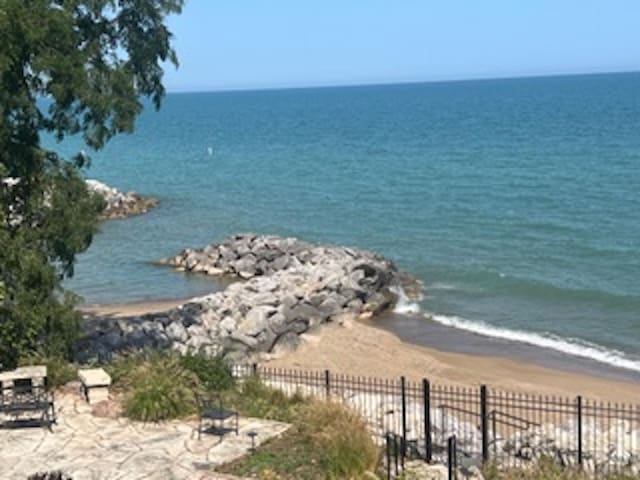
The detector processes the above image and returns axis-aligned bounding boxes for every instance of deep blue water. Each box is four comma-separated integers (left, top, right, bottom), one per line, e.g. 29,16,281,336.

54,72,640,371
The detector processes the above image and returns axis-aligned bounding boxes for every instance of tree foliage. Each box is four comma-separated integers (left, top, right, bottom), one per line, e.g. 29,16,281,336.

0,0,183,369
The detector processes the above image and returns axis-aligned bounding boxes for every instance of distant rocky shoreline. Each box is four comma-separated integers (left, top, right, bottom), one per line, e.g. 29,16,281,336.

78,234,421,363
86,179,158,220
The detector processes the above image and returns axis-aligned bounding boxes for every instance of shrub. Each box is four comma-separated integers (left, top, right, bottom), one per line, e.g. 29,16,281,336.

43,357,78,389
225,376,305,423
108,351,200,422
218,399,379,480
19,354,77,389
179,352,234,392
299,400,379,479
105,352,145,390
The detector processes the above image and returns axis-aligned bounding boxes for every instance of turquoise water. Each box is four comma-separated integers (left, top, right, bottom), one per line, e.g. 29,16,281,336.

56,72,640,370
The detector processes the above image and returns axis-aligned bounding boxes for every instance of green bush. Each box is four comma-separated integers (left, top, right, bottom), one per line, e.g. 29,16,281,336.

108,351,200,422
179,352,234,392
19,355,77,389
225,376,305,423
218,399,379,480
105,353,144,390
43,357,78,389
299,400,379,479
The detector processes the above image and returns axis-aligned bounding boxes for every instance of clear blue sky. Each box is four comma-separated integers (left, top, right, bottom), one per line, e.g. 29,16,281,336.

162,0,640,92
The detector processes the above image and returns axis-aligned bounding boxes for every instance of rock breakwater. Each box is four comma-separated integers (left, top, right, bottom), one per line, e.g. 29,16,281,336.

86,179,158,220
78,234,420,362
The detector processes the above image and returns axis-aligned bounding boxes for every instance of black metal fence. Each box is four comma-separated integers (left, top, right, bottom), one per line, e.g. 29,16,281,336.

232,365,640,476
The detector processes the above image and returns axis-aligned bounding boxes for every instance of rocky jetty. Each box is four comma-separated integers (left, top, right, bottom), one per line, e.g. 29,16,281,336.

86,179,158,220
78,234,420,362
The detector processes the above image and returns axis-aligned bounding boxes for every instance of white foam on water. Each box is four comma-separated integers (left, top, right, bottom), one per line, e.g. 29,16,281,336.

391,285,422,314
430,313,640,373
429,282,458,291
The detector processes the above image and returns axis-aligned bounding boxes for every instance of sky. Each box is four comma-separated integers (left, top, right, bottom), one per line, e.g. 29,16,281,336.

162,1,640,92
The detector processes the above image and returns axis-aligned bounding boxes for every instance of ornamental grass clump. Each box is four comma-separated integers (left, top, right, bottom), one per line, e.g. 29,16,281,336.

225,376,305,423
19,353,77,389
217,399,379,479
109,351,200,422
179,351,234,392
299,400,380,479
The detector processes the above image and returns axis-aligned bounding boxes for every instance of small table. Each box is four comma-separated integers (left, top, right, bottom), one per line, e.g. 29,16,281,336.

78,368,111,405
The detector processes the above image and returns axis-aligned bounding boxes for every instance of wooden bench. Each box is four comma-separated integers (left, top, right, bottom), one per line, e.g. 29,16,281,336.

0,366,56,430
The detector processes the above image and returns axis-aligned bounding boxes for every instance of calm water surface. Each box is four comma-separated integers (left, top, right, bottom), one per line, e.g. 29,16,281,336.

54,73,640,371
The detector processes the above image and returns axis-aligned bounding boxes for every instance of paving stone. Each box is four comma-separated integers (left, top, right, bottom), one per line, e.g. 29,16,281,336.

0,391,288,480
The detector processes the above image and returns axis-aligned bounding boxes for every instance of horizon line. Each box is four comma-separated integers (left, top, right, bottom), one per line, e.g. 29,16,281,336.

165,68,640,95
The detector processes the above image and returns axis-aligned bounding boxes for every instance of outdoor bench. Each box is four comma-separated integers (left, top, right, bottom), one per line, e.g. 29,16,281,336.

0,366,56,430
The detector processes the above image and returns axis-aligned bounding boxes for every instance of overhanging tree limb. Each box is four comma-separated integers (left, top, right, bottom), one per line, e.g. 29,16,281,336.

0,0,184,368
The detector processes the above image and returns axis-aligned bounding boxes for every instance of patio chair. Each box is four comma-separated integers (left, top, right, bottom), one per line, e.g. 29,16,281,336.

196,393,238,439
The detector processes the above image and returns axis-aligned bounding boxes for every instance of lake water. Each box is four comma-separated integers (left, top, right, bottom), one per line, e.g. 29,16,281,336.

56,72,640,373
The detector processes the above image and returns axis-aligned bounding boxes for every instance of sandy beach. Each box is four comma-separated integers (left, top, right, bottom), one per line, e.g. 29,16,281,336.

81,299,640,404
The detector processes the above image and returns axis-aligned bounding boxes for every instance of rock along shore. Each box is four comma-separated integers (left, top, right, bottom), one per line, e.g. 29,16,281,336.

86,179,158,220
78,234,421,363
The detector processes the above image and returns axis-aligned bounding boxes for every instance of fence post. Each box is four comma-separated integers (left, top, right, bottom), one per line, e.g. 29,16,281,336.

492,411,497,457
480,385,489,463
386,432,392,480
448,435,457,480
324,369,330,399
423,378,432,463
577,395,583,467
394,434,399,476
401,376,407,461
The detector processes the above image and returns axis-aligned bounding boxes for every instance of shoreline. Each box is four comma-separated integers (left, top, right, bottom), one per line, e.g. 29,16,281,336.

80,297,189,317
80,297,640,402
375,311,640,384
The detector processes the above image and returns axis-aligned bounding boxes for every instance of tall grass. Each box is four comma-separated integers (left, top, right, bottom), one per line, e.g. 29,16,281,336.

224,376,305,423
108,351,200,422
179,352,234,392
218,398,380,480
299,400,380,479
19,354,77,389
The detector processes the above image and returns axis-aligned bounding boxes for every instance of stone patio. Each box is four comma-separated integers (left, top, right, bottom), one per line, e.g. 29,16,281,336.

0,390,289,480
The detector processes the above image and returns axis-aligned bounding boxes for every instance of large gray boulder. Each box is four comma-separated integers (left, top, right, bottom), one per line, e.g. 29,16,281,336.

86,179,158,220
78,234,420,363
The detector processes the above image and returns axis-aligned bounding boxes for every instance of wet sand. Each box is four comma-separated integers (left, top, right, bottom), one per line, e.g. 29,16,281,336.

375,312,640,384
81,298,187,317
81,299,640,403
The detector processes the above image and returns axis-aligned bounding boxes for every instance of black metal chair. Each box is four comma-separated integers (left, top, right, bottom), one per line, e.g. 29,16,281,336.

196,394,238,439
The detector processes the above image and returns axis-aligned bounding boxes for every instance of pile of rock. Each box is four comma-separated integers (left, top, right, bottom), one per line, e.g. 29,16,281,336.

501,419,640,473
403,461,484,480
86,179,158,220
77,234,420,363
221,373,640,475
